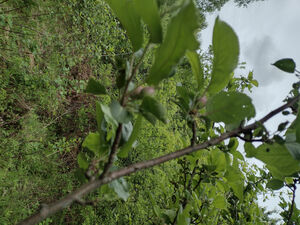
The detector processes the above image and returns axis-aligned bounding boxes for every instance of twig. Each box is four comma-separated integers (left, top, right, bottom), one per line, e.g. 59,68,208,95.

18,95,300,225
236,134,264,142
120,42,150,105
287,181,297,225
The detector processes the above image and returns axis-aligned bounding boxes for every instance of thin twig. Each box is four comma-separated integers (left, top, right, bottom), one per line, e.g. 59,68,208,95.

236,134,264,142
18,95,300,225
287,182,297,225
120,43,150,105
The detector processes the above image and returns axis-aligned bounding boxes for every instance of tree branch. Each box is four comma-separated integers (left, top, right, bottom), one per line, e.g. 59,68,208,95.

18,95,300,225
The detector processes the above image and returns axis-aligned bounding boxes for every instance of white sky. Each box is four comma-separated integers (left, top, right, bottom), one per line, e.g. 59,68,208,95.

200,0,300,219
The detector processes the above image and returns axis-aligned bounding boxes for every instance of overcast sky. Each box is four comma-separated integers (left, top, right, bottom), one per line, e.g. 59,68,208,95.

200,0,300,218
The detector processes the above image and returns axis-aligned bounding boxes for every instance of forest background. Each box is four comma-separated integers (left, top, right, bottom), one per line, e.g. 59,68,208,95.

1,0,300,224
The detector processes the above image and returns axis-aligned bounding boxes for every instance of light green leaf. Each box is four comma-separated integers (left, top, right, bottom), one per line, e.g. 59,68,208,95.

147,0,199,85
206,91,255,124
105,0,143,51
246,143,300,180
225,166,244,200
207,17,239,94
118,115,143,158
186,50,204,90
213,195,227,209
133,0,162,43
82,132,104,156
109,177,130,201
140,96,167,124
85,78,106,95
110,100,132,124
210,149,227,173
244,142,256,158
266,179,284,190
272,58,296,73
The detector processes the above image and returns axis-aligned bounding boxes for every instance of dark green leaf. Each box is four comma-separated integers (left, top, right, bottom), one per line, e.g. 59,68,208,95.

277,121,289,132
110,100,132,124
206,91,255,124
105,0,143,51
140,96,167,123
147,0,199,85
272,58,296,73
266,179,284,190
118,115,143,158
109,177,130,201
133,0,162,43
77,152,89,170
274,135,285,145
186,50,204,90
139,110,157,125
85,78,106,95
207,17,239,94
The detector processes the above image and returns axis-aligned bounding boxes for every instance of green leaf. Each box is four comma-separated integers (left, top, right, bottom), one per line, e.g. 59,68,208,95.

118,115,143,158
246,143,300,180
85,78,106,95
186,50,204,90
225,166,244,200
96,101,105,134
77,152,89,170
177,204,192,225
140,96,167,123
100,103,118,127
285,131,300,160
272,58,296,73
210,149,227,173
82,132,104,156
105,0,143,51
207,17,239,94
133,0,162,43
206,91,255,124
110,100,132,124
213,195,227,209
266,179,284,190
109,177,130,201
147,0,199,85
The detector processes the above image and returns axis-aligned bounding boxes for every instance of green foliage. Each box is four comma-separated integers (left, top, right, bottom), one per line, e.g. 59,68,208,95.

84,78,107,95
272,58,296,73
147,0,199,85
207,17,239,95
206,91,255,124
133,0,162,43
245,143,300,180
105,0,143,51
186,50,204,90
